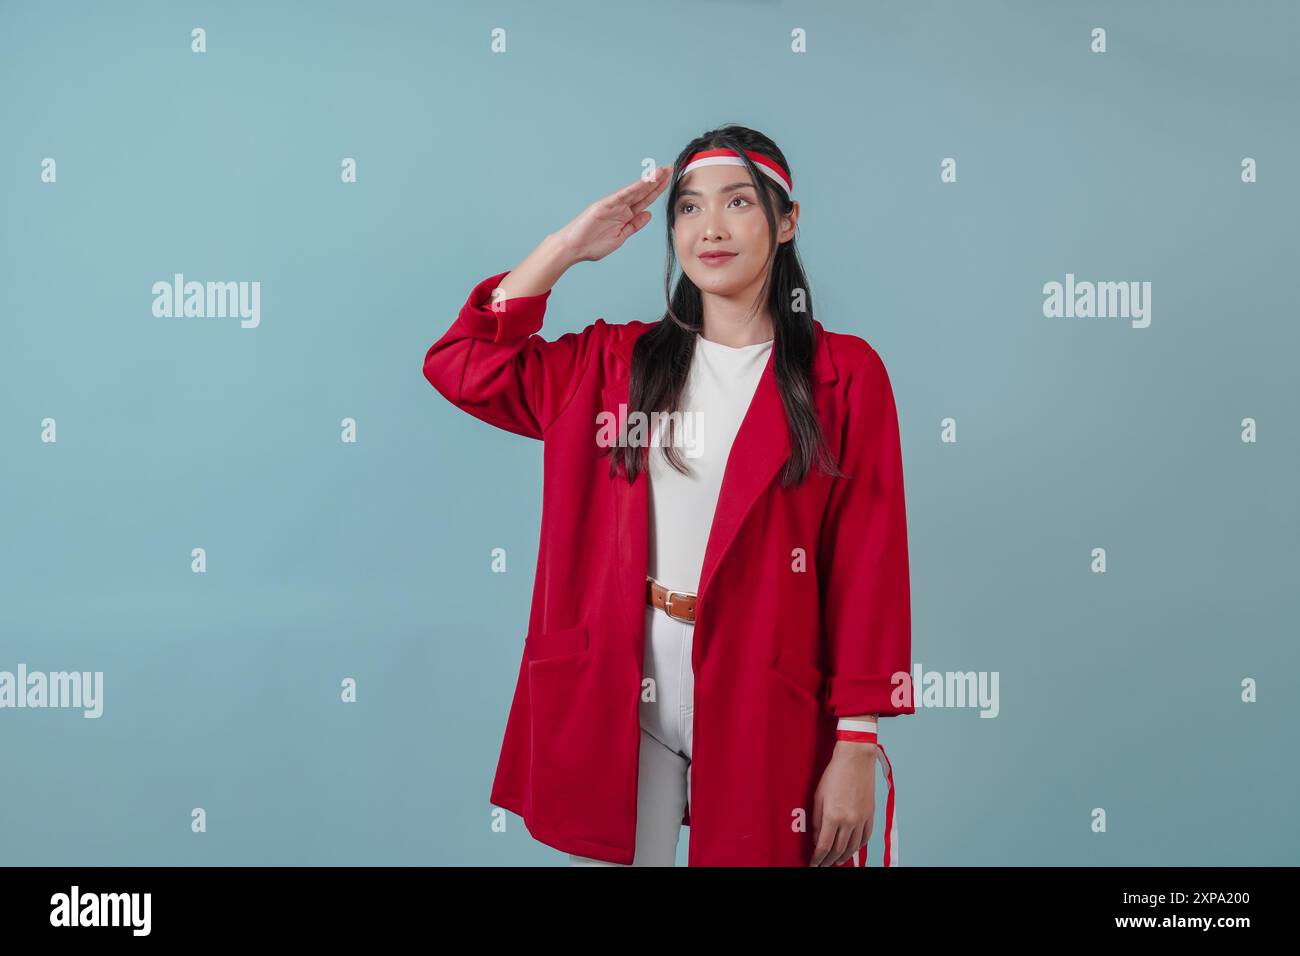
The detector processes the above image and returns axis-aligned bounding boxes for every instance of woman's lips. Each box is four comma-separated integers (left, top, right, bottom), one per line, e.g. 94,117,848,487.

699,252,737,266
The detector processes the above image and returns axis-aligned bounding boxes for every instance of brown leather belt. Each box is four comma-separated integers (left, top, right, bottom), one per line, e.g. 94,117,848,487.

646,576,697,624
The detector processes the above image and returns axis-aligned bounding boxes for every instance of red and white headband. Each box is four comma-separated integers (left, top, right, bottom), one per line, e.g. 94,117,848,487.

679,148,793,200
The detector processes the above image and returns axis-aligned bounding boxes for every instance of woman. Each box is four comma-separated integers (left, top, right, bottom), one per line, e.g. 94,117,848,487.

423,125,914,867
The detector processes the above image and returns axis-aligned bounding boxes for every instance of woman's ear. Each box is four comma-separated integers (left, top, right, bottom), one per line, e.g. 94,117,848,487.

779,200,800,243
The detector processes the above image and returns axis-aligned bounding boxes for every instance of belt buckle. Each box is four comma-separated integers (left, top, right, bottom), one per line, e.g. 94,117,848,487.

662,589,694,623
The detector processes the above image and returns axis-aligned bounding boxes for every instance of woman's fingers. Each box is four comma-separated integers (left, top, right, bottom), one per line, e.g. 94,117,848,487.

834,821,866,866
812,820,846,867
829,823,852,867
564,167,670,261
604,166,670,214
616,209,653,242
630,167,672,214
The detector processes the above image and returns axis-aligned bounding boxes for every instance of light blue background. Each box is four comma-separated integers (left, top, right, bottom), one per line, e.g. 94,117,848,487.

1,0,1296,866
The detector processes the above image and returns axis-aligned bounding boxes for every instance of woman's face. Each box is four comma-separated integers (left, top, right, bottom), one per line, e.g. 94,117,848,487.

672,162,798,298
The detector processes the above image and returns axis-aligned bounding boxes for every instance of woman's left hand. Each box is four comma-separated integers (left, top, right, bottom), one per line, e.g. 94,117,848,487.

809,741,877,866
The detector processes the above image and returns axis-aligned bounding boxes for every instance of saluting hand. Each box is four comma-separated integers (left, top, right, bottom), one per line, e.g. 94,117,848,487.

552,166,672,264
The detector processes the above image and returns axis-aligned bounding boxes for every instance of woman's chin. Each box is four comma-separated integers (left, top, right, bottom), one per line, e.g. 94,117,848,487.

685,270,752,297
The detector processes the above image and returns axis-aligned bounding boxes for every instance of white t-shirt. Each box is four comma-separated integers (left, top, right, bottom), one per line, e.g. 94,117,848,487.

646,332,774,594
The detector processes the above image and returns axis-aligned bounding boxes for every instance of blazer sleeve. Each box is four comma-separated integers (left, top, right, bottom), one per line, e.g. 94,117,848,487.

422,270,599,440
817,346,915,719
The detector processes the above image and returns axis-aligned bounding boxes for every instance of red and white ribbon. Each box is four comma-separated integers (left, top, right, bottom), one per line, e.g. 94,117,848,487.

836,715,878,742
680,148,793,200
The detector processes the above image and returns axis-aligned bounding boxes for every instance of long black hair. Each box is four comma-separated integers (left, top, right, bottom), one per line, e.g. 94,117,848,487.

606,124,845,487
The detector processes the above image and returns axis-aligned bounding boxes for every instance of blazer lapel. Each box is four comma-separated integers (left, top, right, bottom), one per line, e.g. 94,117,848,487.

695,322,837,606
601,319,838,650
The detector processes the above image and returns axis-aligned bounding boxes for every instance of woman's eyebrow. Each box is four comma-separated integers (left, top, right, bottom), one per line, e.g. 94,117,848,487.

677,181,756,198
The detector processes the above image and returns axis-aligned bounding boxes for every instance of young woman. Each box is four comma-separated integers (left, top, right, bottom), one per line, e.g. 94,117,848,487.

423,125,914,867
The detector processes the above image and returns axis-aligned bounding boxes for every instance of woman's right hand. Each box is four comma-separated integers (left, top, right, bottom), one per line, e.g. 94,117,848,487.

492,167,673,302
552,166,672,263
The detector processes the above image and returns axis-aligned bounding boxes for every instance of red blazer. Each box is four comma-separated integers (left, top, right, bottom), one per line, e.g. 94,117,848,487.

423,271,915,866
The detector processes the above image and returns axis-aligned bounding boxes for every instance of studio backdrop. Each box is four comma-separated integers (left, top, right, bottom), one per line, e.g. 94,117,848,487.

1,0,1296,865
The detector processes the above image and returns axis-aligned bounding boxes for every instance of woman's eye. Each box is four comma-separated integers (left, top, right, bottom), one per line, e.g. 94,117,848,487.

679,196,750,214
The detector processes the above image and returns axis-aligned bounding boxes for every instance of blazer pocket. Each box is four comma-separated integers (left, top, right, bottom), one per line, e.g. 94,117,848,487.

525,623,590,662
771,648,824,701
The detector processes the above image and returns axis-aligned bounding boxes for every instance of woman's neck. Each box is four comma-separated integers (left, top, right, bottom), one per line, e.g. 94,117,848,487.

698,292,775,348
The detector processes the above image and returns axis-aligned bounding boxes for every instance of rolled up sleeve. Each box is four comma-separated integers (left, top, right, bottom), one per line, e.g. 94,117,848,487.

422,270,598,440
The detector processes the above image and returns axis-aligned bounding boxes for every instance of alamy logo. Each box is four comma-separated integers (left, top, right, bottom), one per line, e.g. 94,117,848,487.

0,664,103,718
596,406,705,458
903,664,1000,717
1042,272,1151,328
49,885,151,936
152,273,261,328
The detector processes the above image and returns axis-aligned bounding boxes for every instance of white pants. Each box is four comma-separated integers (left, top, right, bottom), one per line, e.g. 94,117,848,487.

569,603,694,866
